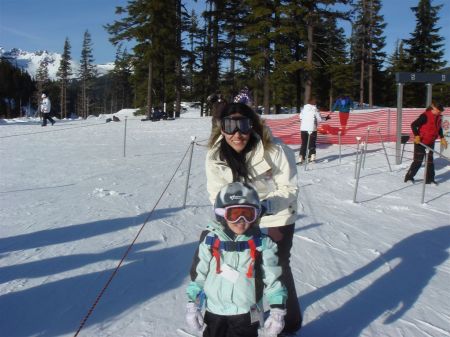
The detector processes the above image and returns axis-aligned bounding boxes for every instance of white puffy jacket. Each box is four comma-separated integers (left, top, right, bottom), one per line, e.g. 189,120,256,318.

300,104,322,132
206,135,298,228
40,97,51,114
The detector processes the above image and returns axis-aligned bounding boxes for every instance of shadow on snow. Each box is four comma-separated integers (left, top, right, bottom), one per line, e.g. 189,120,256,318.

299,225,450,336
0,208,197,337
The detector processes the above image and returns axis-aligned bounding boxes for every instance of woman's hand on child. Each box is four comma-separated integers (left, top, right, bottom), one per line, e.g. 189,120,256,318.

185,302,204,330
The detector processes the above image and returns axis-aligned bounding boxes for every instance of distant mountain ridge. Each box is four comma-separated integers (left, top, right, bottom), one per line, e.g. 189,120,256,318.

0,47,114,80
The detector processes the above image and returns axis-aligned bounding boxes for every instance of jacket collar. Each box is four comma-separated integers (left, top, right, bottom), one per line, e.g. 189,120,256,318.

211,134,271,176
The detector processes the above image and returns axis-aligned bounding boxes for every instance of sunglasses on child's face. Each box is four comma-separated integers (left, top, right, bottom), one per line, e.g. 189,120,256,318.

215,205,259,223
221,117,252,135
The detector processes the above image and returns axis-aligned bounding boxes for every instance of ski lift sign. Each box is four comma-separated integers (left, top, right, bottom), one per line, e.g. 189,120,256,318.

396,72,450,83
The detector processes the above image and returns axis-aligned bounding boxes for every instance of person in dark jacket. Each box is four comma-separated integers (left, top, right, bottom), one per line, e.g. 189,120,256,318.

404,102,448,184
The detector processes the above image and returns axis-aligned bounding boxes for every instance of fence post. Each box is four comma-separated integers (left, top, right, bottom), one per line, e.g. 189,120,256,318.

353,141,365,203
377,128,392,172
123,116,128,157
354,137,361,179
362,127,370,169
183,136,196,208
400,134,410,164
338,130,342,164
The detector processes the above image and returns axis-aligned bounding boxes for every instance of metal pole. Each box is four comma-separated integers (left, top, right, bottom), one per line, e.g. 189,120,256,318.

362,127,370,169
183,137,196,208
421,150,432,204
353,142,365,203
401,143,406,164
387,108,391,140
304,132,311,171
338,130,342,164
396,83,404,165
354,137,361,179
377,128,392,172
419,142,450,160
123,117,128,157
425,83,432,107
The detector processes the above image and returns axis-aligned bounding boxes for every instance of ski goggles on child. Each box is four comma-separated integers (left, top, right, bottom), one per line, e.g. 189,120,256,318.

221,117,253,135
215,205,259,223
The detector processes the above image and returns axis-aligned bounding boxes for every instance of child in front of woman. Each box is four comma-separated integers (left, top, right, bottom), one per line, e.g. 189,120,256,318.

186,182,287,337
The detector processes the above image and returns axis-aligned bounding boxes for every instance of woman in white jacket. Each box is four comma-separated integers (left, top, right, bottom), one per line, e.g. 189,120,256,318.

299,97,330,163
205,102,302,335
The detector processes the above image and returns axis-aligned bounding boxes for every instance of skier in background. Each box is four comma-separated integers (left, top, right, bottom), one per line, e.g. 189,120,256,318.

40,93,55,126
331,95,352,134
404,102,448,184
299,97,331,164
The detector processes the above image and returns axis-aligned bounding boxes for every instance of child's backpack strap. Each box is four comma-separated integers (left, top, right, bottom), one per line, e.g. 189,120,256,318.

190,230,211,281
204,233,263,279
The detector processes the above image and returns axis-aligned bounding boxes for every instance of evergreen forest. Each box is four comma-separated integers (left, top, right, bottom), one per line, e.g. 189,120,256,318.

1,0,449,119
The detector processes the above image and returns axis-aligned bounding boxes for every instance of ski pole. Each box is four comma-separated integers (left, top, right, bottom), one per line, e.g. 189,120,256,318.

377,128,392,172
304,131,311,171
421,150,432,204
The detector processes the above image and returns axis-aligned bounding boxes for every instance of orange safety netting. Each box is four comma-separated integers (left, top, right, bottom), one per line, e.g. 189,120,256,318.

264,108,450,145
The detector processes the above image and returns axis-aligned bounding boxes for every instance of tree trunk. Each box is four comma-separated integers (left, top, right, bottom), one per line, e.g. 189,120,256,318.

147,60,153,119
304,24,314,104
263,47,270,115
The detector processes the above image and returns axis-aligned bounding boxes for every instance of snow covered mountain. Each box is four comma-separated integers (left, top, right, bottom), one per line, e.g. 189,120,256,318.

0,47,114,80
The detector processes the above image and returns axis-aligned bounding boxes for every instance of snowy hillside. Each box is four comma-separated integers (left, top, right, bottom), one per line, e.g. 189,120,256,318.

0,108,449,337
0,47,114,80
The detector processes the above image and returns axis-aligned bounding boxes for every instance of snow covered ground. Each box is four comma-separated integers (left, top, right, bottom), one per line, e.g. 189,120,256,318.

0,107,449,337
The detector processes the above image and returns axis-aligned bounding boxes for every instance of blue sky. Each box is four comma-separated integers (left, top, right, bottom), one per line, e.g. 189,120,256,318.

0,0,449,65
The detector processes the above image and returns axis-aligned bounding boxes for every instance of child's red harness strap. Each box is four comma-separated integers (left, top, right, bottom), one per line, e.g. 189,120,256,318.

205,234,260,278
246,238,258,278
212,238,222,274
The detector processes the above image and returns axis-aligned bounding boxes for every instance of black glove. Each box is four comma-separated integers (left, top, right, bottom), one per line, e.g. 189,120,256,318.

325,114,331,121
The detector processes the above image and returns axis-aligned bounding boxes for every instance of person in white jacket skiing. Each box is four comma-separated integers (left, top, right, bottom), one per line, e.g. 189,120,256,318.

299,97,330,163
40,93,55,126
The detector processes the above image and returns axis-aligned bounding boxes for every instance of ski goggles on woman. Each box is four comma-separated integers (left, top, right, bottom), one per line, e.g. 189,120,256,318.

215,205,259,223
221,117,253,135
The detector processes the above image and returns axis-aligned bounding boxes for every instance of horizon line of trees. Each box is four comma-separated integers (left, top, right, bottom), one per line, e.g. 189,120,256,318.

1,0,449,119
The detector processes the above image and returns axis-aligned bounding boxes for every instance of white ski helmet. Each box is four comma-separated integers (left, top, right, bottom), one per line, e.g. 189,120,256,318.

41,93,47,98
214,182,261,223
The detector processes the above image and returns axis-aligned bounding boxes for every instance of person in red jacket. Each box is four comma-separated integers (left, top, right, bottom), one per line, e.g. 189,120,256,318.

404,102,448,184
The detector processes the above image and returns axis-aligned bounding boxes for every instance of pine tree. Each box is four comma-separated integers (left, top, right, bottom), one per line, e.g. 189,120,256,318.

106,0,188,119
313,15,353,110
351,0,386,107
78,30,97,118
111,44,133,111
56,37,72,119
185,10,202,99
36,59,50,118
244,0,276,114
404,0,446,72
403,0,446,107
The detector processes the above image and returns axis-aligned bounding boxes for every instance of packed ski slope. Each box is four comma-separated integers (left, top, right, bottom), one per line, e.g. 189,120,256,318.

0,107,449,337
